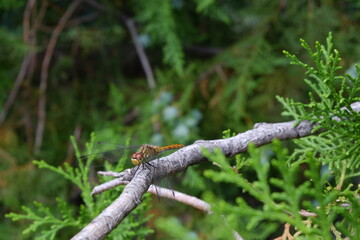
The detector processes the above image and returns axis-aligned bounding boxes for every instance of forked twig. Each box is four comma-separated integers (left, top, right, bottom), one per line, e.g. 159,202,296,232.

34,0,85,153
94,178,211,213
92,172,241,239
92,173,211,213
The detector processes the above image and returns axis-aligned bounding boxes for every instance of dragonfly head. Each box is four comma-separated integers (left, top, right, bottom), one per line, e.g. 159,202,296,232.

131,152,143,165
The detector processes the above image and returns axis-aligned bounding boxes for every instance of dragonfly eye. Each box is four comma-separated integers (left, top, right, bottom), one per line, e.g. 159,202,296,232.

131,153,143,160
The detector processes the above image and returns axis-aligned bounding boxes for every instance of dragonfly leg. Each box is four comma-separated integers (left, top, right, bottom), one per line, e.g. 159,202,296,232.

133,164,141,174
146,161,155,168
141,162,155,171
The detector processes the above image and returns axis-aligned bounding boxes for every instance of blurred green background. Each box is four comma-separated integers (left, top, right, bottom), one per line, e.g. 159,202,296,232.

1,0,360,239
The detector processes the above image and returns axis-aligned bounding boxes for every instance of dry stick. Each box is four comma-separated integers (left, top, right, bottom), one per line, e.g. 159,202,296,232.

0,55,32,125
83,0,156,89
124,17,156,89
72,102,360,240
23,0,35,42
24,1,47,145
26,0,48,83
34,0,84,153
147,185,211,212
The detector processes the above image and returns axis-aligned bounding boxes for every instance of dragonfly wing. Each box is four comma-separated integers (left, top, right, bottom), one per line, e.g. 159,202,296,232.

144,148,182,163
81,144,140,163
100,149,123,162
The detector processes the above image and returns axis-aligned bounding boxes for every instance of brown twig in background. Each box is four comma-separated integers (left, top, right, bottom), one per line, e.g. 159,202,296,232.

85,0,156,89
0,55,32,125
24,0,48,147
124,17,156,89
34,0,85,153
23,0,35,42
26,0,48,84
71,102,360,240
0,0,37,125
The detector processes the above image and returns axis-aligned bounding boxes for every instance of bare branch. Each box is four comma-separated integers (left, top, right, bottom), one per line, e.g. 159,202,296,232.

0,55,31,125
85,0,156,89
71,101,360,240
91,178,130,195
124,17,156,89
23,0,36,42
150,185,211,212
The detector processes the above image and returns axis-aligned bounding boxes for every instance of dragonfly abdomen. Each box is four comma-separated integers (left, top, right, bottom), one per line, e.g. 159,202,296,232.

158,144,184,151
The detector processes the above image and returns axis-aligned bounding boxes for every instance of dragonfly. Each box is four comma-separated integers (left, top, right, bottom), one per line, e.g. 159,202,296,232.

82,143,184,199
81,142,185,171
130,144,184,167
